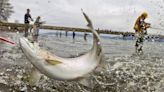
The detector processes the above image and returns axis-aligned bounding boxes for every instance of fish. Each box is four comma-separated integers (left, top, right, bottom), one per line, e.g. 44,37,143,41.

19,11,103,85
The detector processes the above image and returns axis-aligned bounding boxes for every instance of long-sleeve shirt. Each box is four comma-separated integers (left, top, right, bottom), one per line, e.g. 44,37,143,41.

24,13,32,24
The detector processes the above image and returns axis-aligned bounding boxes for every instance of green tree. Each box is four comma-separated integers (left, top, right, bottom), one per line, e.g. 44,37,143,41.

0,0,13,21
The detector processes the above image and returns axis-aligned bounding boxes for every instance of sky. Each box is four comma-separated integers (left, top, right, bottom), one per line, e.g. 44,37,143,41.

9,0,164,34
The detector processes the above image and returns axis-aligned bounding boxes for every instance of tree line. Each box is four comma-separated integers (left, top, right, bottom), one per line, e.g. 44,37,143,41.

0,0,13,22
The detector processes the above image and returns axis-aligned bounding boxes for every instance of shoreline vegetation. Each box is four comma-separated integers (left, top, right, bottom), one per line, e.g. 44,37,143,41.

0,22,164,39
0,0,13,21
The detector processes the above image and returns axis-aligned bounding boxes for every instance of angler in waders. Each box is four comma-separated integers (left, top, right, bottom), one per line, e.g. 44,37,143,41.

32,16,45,42
134,12,151,54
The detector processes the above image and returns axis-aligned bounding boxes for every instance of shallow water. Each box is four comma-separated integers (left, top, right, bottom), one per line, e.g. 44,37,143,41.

0,31,164,92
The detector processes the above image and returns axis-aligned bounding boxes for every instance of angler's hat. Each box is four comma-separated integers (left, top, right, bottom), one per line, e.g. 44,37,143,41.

141,12,148,18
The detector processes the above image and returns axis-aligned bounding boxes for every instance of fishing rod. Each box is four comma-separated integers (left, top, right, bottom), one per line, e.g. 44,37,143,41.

0,37,16,45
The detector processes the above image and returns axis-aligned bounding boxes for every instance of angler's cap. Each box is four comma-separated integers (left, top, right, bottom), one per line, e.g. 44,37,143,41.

141,12,148,18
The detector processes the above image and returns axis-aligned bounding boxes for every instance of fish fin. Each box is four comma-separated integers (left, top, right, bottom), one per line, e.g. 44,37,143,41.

95,55,108,71
81,9,93,28
45,58,62,65
78,76,94,88
39,49,62,65
75,73,94,88
28,67,42,86
81,9,101,43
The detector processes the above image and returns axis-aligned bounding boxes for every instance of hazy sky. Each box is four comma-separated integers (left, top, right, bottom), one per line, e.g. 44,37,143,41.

9,0,164,34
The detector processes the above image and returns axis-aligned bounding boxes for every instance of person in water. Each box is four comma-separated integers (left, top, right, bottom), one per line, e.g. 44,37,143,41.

32,16,45,42
73,31,76,39
134,12,151,54
84,32,88,41
24,9,33,37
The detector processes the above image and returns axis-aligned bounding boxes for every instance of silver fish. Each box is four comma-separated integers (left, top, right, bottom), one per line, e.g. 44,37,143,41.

19,11,103,82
